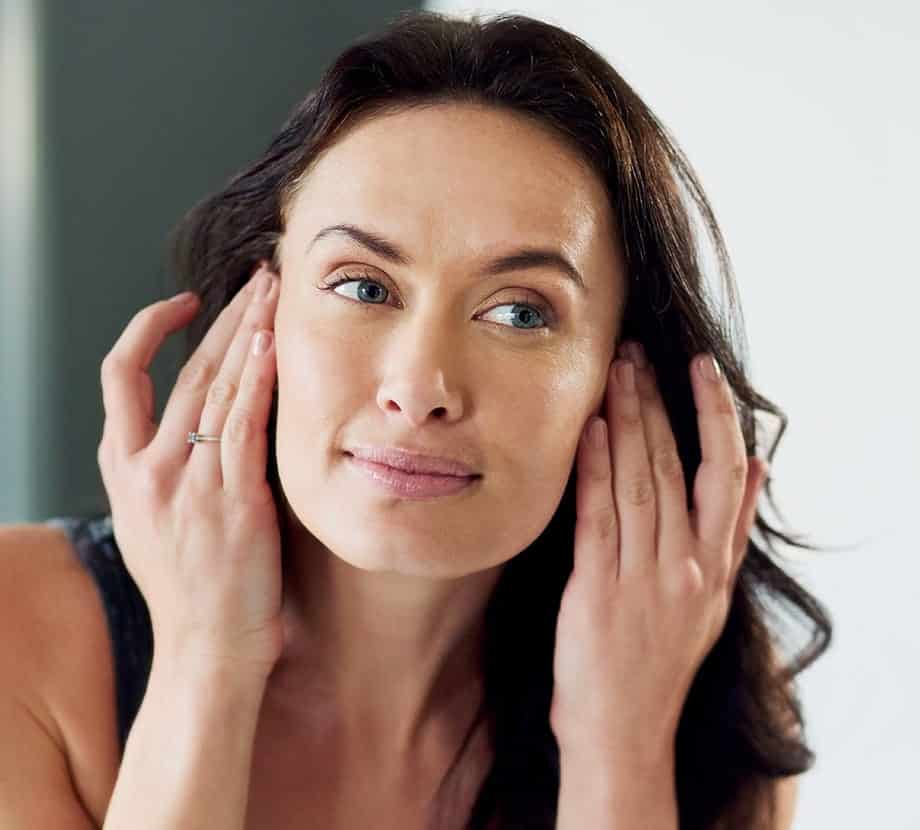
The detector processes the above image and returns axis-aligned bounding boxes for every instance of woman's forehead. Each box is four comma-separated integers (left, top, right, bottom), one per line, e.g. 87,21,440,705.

299,106,602,208
284,105,619,279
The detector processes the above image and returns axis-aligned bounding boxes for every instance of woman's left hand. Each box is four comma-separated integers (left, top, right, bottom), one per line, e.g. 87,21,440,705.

549,341,770,768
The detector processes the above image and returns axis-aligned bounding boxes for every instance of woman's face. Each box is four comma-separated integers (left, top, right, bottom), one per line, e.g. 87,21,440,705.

272,102,625,578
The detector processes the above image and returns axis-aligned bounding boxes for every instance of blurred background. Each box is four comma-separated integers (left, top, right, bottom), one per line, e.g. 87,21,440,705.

1,1,917,826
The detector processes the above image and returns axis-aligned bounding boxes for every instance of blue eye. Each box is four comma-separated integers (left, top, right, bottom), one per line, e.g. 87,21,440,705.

319,273,553,332
479,301,548,330
324,274,389,305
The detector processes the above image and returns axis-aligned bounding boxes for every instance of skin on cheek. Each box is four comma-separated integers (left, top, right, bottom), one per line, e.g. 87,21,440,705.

276,266,605,472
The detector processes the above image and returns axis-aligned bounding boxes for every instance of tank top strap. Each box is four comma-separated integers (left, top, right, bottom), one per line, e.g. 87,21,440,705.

44,514,153,757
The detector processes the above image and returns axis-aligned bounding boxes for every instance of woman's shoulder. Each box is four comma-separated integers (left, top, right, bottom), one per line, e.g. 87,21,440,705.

0,519,122,824
0,519,101,647
0,516,117,638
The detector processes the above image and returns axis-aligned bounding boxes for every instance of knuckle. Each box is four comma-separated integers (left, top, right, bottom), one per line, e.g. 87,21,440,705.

622,474,654,507
230,478,275,508
99,353,124,385
650,445,684,486
184,471,221,506
176,356,217,394
241,319,261,339
134,459,171,501
224,408,258,444
588,509,618,543
129,305,155,328
711,559,732,592
142,300,165,318
587,456,611,483
728,457,748,487
714,393,737,419
615,407,643,431
96,435,112,467
668,557,706,599
129,305,161,334
205,377,238,409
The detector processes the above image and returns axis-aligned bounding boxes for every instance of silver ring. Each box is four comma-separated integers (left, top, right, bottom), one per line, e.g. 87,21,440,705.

187,431,221,444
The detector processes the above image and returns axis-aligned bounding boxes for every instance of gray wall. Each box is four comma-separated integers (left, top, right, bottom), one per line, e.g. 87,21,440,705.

1,0,418,523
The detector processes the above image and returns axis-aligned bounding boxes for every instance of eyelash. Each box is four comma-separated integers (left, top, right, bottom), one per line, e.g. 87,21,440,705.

318,271,556,333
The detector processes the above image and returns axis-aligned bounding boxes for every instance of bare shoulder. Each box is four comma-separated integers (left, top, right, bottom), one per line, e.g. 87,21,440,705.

0,522,121,825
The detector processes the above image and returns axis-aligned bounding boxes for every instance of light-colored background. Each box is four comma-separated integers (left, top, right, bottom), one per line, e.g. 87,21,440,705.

426,2,920,826
3,1,918,826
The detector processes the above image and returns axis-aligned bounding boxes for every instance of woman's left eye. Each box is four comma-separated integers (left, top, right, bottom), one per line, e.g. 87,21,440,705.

319,273,554,332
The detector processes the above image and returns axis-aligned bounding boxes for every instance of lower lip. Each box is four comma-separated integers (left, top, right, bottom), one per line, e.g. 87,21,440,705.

345,454,479,499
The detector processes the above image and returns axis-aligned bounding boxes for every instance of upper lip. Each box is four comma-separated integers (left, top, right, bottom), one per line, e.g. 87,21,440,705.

346,446,479,477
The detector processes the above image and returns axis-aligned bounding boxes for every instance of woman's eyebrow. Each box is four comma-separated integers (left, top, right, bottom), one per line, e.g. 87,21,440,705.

308,223,586,292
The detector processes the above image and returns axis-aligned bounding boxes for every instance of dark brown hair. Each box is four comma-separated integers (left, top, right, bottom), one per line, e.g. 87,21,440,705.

166,10,833,829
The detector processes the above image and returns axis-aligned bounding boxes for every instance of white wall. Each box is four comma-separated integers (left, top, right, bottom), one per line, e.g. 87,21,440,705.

425,2,920,827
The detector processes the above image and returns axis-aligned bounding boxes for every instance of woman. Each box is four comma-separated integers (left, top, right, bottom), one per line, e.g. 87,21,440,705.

10,9,829,830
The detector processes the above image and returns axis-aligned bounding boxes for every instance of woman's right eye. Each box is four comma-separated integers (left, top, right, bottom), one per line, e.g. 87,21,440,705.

319,274,391,305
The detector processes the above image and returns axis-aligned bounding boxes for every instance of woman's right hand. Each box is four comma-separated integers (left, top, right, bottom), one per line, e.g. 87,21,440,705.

97,264,284,681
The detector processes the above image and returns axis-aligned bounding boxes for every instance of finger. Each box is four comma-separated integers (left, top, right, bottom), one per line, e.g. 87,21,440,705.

573,412,618,583
221,328,276,501
728,457,767,590
688,353,748,578
189,270,278,489
606,352,656,582
147,267,261,464
627,353,692,571
100,291,201,456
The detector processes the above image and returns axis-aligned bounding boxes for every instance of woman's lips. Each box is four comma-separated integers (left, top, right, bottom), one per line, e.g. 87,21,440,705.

346,454,480,499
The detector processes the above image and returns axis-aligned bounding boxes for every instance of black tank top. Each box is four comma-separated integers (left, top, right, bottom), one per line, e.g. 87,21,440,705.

43,514,153,758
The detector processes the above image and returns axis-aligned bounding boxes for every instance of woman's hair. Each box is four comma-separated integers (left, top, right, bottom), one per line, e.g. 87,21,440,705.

161,10,833,829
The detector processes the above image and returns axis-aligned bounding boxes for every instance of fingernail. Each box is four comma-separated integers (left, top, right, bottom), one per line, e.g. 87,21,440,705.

617,360,635,392
590,418,606,448
252,330,273,355
170,290,196,304
700,354,722,382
